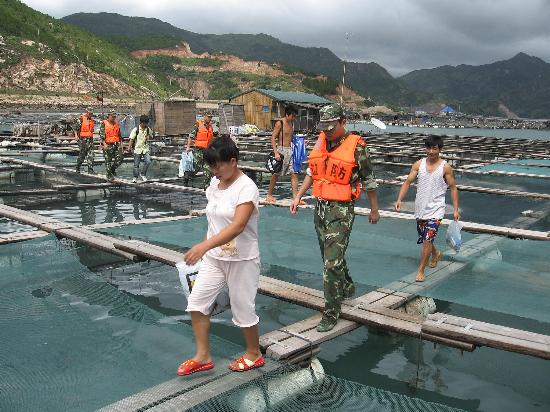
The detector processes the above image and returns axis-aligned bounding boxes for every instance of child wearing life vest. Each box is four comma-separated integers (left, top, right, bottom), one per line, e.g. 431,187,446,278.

290,103,380,332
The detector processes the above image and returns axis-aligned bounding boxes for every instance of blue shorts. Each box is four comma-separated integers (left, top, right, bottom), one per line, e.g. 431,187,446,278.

416,219,442,244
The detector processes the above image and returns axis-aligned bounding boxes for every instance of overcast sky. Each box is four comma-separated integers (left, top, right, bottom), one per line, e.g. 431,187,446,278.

22,0,550,76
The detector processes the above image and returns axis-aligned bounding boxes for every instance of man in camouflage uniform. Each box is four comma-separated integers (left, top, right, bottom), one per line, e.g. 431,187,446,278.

75,108,95,173
290,103,380,332
183,113,214,186
100,111,124,181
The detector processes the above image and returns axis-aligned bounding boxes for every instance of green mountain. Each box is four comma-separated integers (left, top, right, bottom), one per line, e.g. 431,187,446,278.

0,0,167,95
400,53,550,118
62,12,344,79
62,12,429,107
345,62,432,106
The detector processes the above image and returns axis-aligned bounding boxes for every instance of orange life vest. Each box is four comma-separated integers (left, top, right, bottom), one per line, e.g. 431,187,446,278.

79,115,94,138
103,120,120,144
308,133,362,202
194,120,214,149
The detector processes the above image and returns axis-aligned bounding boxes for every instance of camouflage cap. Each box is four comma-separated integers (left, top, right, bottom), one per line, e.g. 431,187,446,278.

107,110,116,116
317,103,344,131
319,103,344,122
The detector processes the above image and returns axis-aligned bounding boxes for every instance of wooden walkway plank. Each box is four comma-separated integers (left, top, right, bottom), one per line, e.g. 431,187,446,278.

261,314,359,360
0,230,48,245
428,313,550,346
423,316,550,360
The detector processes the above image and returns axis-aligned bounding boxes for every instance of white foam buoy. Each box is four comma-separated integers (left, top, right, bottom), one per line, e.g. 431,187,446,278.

228,358,325,412
398,296,436,318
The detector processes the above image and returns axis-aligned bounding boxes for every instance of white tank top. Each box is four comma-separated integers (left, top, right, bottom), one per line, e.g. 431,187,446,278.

414,158,448,219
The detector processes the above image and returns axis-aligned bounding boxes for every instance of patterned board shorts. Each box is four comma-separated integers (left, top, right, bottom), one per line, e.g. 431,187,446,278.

416,218,442,244
275,146,295,176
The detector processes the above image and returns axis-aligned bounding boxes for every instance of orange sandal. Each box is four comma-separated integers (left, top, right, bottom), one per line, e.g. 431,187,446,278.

228,356,265,372
176,359,214,376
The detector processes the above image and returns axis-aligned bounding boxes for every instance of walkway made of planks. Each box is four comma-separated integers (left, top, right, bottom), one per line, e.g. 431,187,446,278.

0,204,549,361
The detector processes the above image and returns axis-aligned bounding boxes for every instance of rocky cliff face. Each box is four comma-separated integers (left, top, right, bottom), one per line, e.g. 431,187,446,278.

0,57,138,96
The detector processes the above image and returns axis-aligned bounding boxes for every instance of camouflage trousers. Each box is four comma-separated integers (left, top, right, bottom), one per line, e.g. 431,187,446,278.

314,199,356,321
76,138,94,173
184,148,211,187
103,142,124,179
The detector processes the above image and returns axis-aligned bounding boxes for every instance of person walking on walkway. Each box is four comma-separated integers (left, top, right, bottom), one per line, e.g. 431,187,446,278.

183,113,214,185
75,108,95,174
100,111,124,181
265,105,299,203
178,136,264,375
290,103,380,333
395,135,460,282
128,114,152,183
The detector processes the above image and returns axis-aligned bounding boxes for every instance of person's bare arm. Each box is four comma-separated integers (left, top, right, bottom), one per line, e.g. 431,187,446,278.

290,175,313,214
395,160,420,211
444,164,460,220
271,121,282,160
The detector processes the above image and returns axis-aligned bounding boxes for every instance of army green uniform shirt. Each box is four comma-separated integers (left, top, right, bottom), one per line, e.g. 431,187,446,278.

314,132,377,322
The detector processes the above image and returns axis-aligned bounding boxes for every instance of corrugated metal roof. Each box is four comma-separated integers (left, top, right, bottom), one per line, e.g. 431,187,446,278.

232,89,333,105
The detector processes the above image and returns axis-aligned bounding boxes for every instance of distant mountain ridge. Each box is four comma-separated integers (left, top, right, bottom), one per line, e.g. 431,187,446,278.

66,12,550,118
0,2,358,103
3,5,549,118
400,53,550,118
62,13,344,78
62,12,428,107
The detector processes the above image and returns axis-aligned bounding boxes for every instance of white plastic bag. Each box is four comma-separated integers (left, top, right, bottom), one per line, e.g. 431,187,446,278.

445,220,464,252
178,151,194,177
176,260,230,315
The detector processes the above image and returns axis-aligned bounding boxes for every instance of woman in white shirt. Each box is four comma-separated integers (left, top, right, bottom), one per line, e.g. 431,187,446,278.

178,136,264,375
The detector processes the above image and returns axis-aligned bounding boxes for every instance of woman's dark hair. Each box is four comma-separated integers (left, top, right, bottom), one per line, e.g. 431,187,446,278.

424,134,444,149
139,114,149,124
204,136,239,166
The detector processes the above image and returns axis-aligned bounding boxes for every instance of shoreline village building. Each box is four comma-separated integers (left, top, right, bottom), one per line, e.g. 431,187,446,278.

230,88,333,131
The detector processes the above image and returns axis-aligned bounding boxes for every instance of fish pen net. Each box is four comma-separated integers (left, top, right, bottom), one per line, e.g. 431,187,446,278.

188,361,468,412
0,235,244,411
100,206,550,327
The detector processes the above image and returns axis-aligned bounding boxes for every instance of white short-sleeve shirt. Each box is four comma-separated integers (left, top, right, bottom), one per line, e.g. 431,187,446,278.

205,173,260,261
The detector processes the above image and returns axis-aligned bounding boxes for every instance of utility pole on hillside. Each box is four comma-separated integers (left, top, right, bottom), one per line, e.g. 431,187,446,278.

341,32,352,106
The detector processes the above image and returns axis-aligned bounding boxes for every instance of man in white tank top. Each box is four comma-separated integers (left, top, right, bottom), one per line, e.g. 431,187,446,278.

394,135,460,282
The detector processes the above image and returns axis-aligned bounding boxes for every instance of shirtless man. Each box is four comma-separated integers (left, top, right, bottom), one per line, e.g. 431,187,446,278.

265,105,300,203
